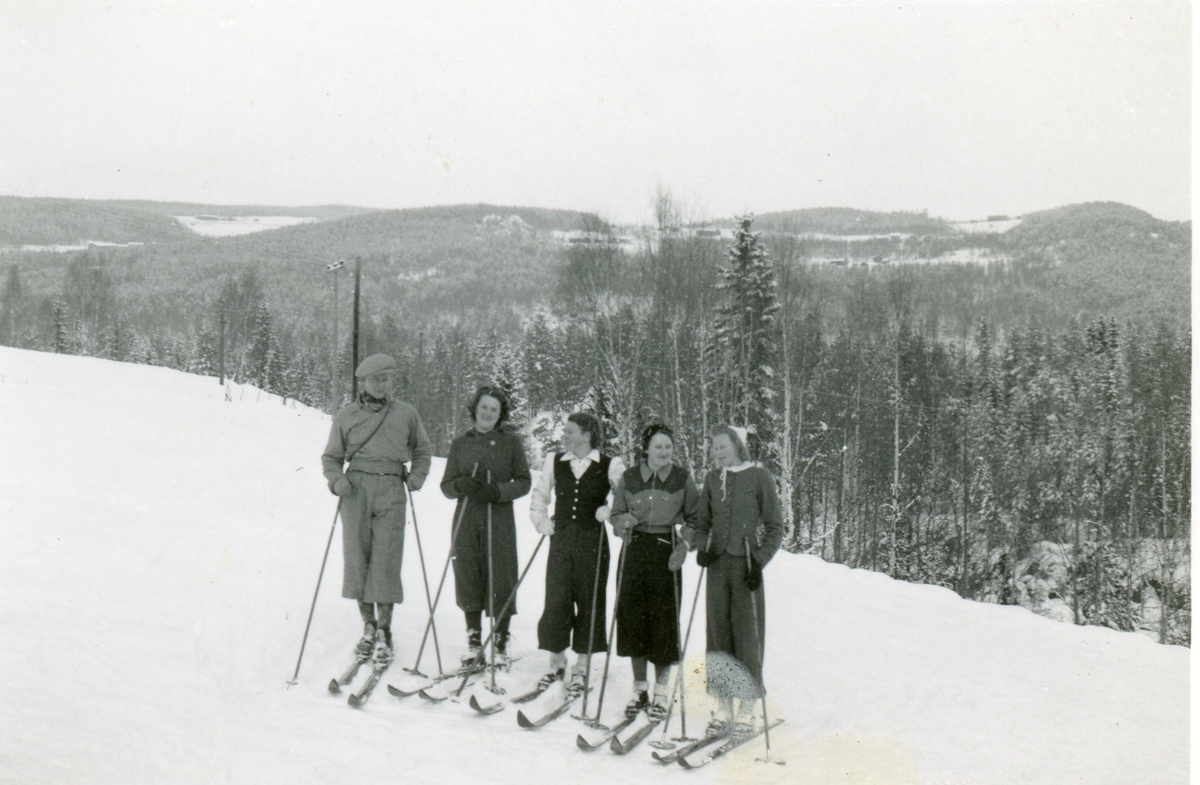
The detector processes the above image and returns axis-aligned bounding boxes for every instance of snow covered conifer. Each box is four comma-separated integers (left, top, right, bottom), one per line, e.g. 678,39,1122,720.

711,215,780,455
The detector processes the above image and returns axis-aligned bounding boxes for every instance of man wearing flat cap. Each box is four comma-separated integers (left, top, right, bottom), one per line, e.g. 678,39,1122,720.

321,353,432,665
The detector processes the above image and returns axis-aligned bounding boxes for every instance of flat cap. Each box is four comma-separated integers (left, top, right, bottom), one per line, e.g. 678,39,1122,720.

355,353,397,378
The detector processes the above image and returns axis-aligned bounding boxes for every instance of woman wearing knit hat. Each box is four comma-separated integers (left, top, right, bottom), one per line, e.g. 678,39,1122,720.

609,424,700,720
681,424,783,736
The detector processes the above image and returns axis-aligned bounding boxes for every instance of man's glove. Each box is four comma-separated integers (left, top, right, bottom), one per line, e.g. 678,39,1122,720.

744,556,763,591
696,549,718,568
332,477,354,497
667,540,688,572
533,517,556,537
406,475,424,492
611,512,638,538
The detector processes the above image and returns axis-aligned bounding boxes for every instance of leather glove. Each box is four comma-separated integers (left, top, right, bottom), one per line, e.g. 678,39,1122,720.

332,477,354,497
611,512,638,538
533,517,556,536
696,549,718,568
744,556,763,591
667,540,688,572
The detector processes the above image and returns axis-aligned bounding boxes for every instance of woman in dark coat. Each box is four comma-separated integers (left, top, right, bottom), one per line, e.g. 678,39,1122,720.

440,386,531,665
610,424,699,720
682,424,783,736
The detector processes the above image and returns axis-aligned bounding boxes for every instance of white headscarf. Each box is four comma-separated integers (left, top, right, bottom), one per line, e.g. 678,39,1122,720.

719,425,752,500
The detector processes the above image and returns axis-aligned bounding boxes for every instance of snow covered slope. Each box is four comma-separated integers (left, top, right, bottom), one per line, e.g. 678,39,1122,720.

0,347,1188,784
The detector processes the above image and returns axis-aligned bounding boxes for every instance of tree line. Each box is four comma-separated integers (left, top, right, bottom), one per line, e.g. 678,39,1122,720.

0,200,1189,645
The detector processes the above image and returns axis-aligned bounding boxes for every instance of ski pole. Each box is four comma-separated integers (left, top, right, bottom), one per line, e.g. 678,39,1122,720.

407,463,475,676
486,470,497,694
406,482,443,676
453,534,547,697
576,522,608,719
288,500,341,685
744,537,775,764
651,528,700,747
589,529,630,725
655,529,708,746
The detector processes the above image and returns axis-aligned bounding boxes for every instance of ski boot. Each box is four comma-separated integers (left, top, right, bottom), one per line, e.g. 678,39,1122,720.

646,691,670,722
625,690,649,718
537,667,565,692
706,709,731,738
356,622,378,659
461,628,483,671
372,625,394,666
566,669,587,698
494,630,512,671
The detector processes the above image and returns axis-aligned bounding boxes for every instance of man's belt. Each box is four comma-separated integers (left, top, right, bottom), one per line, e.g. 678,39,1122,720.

347,459,408,477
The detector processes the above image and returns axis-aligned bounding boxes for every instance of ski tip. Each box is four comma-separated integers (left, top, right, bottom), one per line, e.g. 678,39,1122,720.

576,735,597,752
516,710,535,729
328,680,342,694
418,689,445,702
386,684,402,697
347,696,362,709
608,737,625,754
469,695,503,714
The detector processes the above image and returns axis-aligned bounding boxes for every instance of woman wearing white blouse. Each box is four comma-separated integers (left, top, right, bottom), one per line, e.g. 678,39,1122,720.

529,412,626,693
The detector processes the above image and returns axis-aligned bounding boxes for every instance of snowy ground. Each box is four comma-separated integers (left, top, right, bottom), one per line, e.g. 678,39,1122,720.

0,347,1189,785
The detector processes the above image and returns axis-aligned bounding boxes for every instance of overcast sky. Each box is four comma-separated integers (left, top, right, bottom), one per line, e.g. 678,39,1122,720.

0,0,1190,224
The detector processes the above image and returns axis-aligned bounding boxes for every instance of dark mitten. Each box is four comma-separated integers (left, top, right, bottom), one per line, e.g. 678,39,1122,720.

696,549,718,568
744,556,763,591
452,476,476,496
477,481,502,504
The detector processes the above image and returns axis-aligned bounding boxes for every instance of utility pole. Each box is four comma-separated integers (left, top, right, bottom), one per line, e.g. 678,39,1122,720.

351,256,362,400
417,330,424,411
325,259,344,410
218,302,226,386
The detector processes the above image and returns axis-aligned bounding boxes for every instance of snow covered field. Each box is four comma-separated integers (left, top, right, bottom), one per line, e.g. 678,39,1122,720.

174,215,317,236
0,347,1189,785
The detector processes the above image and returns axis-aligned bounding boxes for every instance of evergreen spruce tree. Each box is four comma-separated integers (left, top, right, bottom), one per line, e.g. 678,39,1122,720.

522,312,563,414
711,215,780,456
1,265,22,346
488,336,528,431
52,299,70,354
194,325,220,377
247,302,274,390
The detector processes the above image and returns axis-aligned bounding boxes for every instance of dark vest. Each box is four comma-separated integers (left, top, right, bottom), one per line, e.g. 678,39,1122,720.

552,452,612,529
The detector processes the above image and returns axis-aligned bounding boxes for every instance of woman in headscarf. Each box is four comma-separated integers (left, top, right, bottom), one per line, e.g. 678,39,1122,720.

682,424,783,736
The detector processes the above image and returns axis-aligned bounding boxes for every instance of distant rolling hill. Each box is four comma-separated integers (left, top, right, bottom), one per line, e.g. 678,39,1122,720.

717,207,953,235
0,197,1187,345
0,196,197,245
